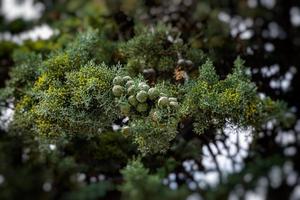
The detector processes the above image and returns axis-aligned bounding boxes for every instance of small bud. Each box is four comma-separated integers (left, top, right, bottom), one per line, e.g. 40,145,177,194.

136,91,148,103
136,103,148,113
128,95,138,106
158,97,169,108
113,76,123,85
112,85,124,97
125,80,134,88
169,101,179,108
138,82,146,87
148,88,160,100
127,85,136,95
168,97,177,102
120,104,131,115
138,82,150,91
122,76,132,83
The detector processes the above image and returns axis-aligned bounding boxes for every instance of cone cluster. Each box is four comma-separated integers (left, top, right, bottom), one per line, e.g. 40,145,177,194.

112,75,179,116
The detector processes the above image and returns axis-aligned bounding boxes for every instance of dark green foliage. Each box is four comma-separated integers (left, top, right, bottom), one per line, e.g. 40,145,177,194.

64,182,114,200
0,133,79,200
120,159,188,200
122,25,206,79
0,41,18,87
203,155,285,200
0,52,42,100
64,132,136,173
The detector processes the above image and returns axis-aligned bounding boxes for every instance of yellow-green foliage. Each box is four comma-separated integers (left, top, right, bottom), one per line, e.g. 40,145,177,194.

43,53,73,79
66,63,114,109
12,30,119,137
181,58,287,134
27,63,117,137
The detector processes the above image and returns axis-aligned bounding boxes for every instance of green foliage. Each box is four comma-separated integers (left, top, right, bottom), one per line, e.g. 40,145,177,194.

122,25,205,78
10,30,119,138
130,116,178,155
0,52,42,101
15,62,117,137
64,181,114,200
120,159,188,200
112,74,181,155
181,58,287,134
0,41,18,58
64,131,137,173
14,26,279,155
0,133,79,200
